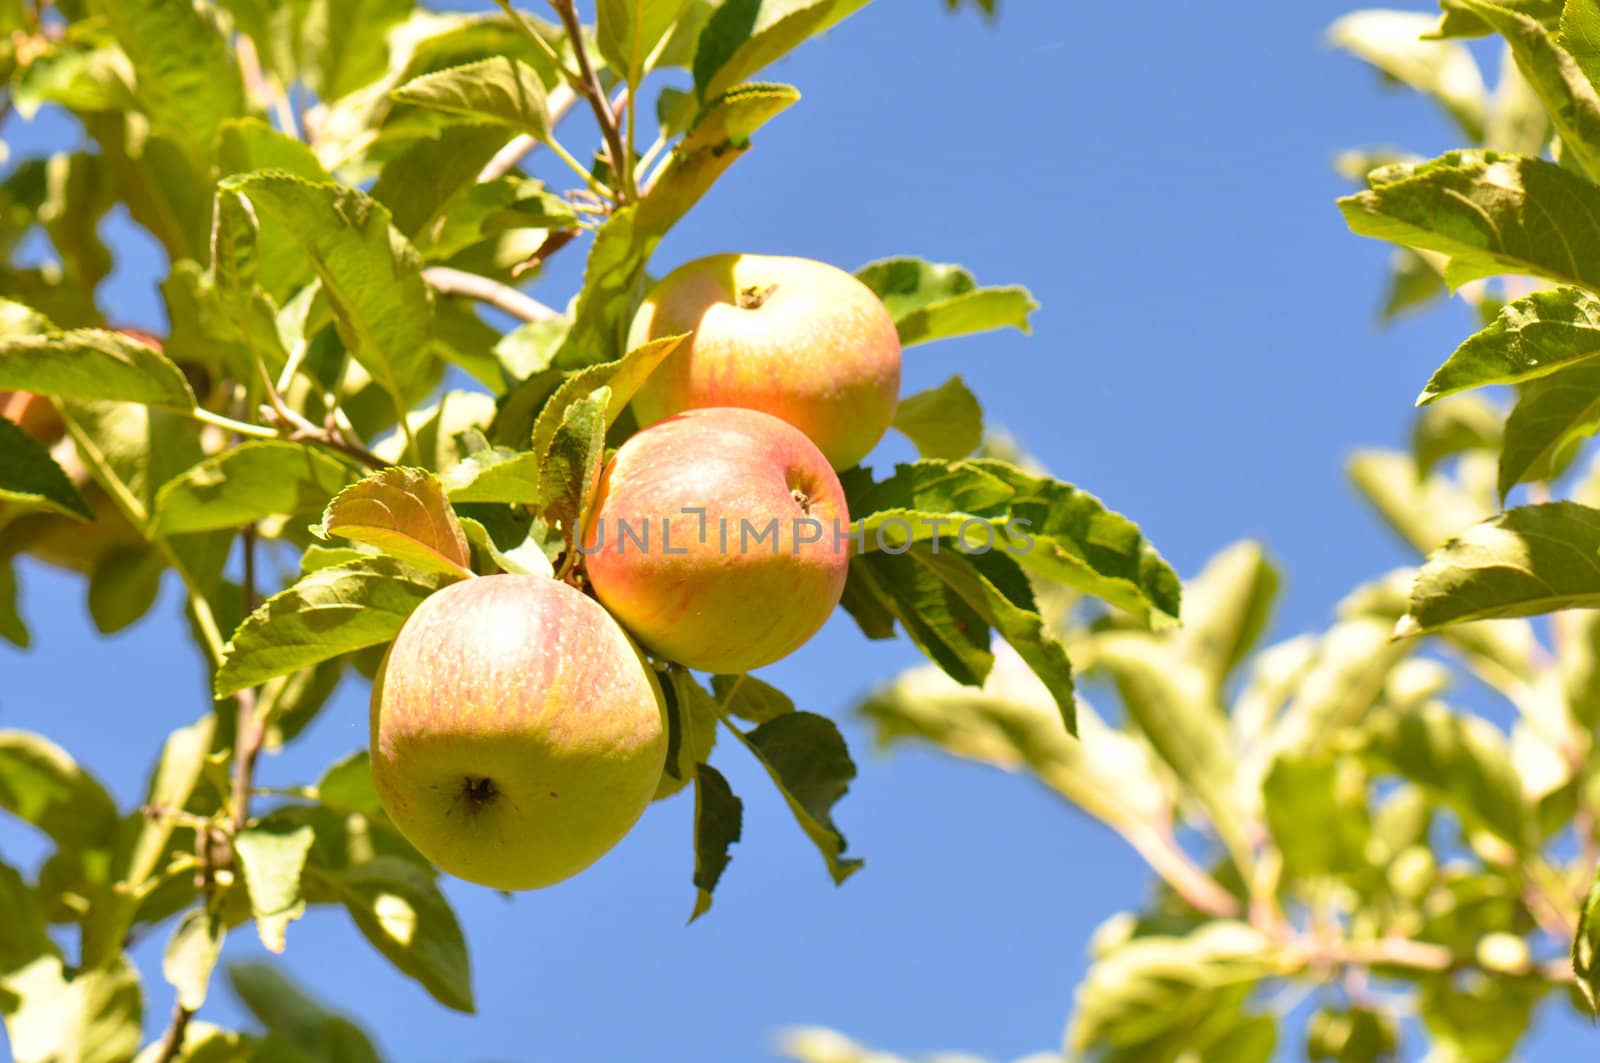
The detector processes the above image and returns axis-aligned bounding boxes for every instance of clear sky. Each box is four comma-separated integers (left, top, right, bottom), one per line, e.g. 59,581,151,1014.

2,1,1590,1060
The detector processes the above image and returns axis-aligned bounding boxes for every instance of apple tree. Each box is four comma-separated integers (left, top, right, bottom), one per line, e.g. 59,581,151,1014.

0,0,1184,1058
780,3,1600,1061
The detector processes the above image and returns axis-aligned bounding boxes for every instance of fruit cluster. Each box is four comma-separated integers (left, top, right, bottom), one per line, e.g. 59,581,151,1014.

369,254,902,890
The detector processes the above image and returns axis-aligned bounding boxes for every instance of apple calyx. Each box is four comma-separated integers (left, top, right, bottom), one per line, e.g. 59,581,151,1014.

737,283,777,309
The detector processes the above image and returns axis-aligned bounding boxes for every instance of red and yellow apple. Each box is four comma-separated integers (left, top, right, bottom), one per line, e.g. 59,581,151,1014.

582,407,850,674
627,253,902,470
369,574,668,890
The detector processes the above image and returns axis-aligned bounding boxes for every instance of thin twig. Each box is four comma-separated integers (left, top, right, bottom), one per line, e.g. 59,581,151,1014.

150,999,195,1063
549,0,635,201
424,266,560,322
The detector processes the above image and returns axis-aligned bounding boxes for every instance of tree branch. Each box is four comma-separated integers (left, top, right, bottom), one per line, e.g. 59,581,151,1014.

548,0,635,201
423,266,559,323
150,999,195,1063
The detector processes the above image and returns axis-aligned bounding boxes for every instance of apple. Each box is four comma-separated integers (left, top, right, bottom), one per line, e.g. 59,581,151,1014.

582,407,850,674
369,574,668,891
627,253,902,470
1,391,64,444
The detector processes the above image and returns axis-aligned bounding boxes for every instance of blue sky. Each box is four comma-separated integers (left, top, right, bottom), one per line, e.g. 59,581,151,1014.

2,0,1592,1060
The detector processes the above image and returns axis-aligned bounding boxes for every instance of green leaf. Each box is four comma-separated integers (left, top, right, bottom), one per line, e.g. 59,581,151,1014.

151,442,355,536
391,56,552,142
217,117,330,184
123,714,216,889
0,417,91,519
890,375,983,460
87,546,165,635
215,557,447,698
1339,150,1600,294
726,711,861,885
164,909,225,1012
1381,246,1449,322
131,1023,255,1063
693,0,872,102
711,674,795,723
908,546,1077,734
0,330,196,408
539,387,609,537
1417,970,1545,1063
316,752,383,820
844,459,1015,551
974,460,1183,630
0,562,25,649
317,467,474,579
1175,540,1279,689
1268,618,1414,758
598,0,693,86
1451,0,1600,177
371,124,520,245
1432,0,1561,38
846,551,993,687
90,0,247,165
1576,868,1600,1012
1564,0,1600,96
222,173,434,419
459,514,555,577
1066,923,1278,1058
226,962,383,1063
1327,10,1486,138
530,334,687,458
441,447,544,505
1086,632,1250,870
0,857,57,975
689,762,742,921
1305,1008,1400,1063
234,820,315,953
1347,449,1495,554
0,731,119,851
1420,287,1600,402
1402,502,1600,630
1499,359,1600,496
319,857,474,1013
855,257,1036,348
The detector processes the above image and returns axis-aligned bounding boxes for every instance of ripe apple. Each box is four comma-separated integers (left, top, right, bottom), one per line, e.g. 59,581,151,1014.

369,574,668,890
627,253,902,470
582,407,850,674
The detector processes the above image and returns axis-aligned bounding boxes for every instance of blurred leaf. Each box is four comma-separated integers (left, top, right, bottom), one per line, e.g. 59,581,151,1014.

727,712,861,885
1339,151,1600,293
1066,923,1278,1059
1305,1007,1400,1062
693,0,872,101
1380,246,1448,321
0,330,195,408
1347,450,1494,554
891,375,983,460
856,257,1036,348
131,1022,255,1063
215,557,447,697
1365,701,1528,851
0,731,119,851
86,546,165,634
222,173,434,419
1087,633,1250,869
124,715,216,891
1175,540,1279,689
1576,868,1600,1012
164,908,225,1011
1412,394,1503,477
152,442,355,536
234,820,315,953
91,0,247,165
1263,754,1371,883
1420,287,1600,403
227,962,383,1063
711,674,795,724
909,546,1076,733
1417,971,1545,1063
0,858,57,974
690,762,742,921
317,467,473,579
1403,502,1600,630
0,561,26,649
318,856,474,1013
391,56,552,141
1452,0,1600,176
2,953,143,1063
1269,618,1412,757
1328,9,1486,138
1499,359,1600,497
0,417,91,519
